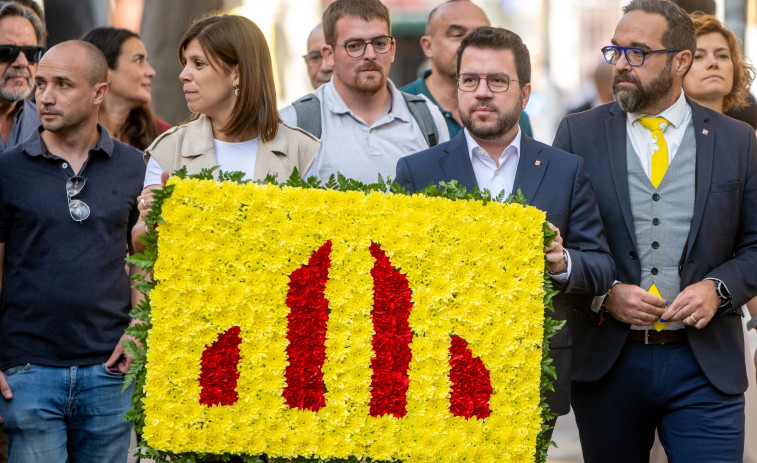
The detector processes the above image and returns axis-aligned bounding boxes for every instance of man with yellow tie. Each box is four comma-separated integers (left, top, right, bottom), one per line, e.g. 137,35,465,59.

553,0,757,461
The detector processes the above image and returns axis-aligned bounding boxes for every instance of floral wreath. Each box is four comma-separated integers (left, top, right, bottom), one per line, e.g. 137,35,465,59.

123,169,562,463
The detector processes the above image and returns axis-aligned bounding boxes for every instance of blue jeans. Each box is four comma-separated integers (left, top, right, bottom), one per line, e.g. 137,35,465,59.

0,363,134,463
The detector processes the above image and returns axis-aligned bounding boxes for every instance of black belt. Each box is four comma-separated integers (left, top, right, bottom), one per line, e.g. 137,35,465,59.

628,329,686,345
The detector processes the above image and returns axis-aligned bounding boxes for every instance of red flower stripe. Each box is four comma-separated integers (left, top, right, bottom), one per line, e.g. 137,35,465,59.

368,242,413,418
283,240,332,411
448,335,492,420
199,326,242,406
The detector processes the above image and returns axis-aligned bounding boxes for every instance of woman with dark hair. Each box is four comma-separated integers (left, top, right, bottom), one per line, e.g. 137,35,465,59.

81,27,169,150
132,13,319,249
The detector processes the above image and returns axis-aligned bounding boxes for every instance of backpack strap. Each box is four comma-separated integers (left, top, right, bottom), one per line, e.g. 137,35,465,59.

292,93,322,139
293,91,439,148
401,91,439,148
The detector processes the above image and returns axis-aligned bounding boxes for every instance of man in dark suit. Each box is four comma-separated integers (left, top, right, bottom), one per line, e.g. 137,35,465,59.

395,26,615,423
553,1,757,461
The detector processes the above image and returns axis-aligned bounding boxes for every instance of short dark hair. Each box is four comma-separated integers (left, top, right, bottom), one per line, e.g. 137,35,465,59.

47,40,108,86
456,26,531,85
322,0,391,46
622,0,696,65
180,13,280,142
0,1,45,45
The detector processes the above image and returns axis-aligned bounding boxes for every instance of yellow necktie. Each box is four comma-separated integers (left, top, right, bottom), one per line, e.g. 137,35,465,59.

638,116,669,188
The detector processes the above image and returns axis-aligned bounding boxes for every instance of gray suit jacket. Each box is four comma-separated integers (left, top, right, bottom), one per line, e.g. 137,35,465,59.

553,98,757,394
396,132,615,414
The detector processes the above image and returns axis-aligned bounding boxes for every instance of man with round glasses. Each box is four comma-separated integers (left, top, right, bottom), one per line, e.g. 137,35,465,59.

0,2,43,151
553,0,757,460
395,26,614,442
281,0,449,184
0,40,145,462
400,0,533,139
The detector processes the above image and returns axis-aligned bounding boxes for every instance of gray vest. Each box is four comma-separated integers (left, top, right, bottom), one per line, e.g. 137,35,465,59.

626,122,696,310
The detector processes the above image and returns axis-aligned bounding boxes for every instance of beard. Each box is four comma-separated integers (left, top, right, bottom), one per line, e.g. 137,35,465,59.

350,62,387,94
460,94,523,140
0,69,33,102
613,61,673,113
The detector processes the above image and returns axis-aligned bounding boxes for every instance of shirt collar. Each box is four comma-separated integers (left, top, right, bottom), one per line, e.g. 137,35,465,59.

23,123,115,159
628,90,688,129
319,77,413,123
464,126,522,164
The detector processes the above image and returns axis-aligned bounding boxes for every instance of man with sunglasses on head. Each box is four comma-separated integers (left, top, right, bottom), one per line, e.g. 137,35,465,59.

281,0,449,185
553,0,757,461
0,40,145,463
0,2,43,152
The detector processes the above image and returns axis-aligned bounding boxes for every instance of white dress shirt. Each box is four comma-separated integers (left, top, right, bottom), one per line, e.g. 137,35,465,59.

463,126,570,281
626,91,692,181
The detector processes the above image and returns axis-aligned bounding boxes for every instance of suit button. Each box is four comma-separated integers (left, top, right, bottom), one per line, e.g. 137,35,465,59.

651,268,659,275
652,241,660,249
652,193,660,201
629,251,637,259
652,218,660,226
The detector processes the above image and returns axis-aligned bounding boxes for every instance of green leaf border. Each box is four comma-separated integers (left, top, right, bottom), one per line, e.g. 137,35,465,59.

124,167,562,463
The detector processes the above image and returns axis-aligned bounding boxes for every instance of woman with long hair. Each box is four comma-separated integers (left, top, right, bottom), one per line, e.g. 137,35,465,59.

81,27,169,150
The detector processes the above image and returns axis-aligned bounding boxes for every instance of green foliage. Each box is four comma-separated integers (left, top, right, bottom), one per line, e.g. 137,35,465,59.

126,168,558,463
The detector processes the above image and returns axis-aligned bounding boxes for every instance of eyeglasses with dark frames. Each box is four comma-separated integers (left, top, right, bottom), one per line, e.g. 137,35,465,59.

457,73,521,93
338,35,393,58
601,46,679,67
0,45,43,64
66,176,90,222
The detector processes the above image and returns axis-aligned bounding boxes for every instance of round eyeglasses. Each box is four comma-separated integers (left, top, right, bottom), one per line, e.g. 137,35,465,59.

338,35,393,58
601,46,679,67
457,73,521,93
66,175,90,222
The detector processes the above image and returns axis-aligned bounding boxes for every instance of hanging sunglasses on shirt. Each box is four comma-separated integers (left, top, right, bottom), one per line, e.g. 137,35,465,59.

0,45,43,64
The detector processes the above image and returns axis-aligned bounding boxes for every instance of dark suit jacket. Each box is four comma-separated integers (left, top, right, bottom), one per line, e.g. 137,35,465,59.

553,98,757,395
396,131,615,414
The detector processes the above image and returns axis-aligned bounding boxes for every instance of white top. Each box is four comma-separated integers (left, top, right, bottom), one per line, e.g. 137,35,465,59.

280,79,449,185
464,126,521,200
626,91,692,181
144,137,319,186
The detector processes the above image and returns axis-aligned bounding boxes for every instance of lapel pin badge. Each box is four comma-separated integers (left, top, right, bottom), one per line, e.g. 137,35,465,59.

535,160,541,166
702,129,709,135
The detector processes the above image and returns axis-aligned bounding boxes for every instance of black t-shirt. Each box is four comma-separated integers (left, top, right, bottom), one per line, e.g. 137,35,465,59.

0,126,146,369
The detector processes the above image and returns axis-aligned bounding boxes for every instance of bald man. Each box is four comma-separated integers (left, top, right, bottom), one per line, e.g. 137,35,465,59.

0,41,145,463
400,0,533,137
303,23,333,89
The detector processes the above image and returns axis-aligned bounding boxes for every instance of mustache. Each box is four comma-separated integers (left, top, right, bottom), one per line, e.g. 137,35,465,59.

2,69,31,82
356,63,381,72
613,69,640,86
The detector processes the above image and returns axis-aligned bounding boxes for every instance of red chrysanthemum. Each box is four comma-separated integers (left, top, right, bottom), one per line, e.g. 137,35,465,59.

368,242,413,418
283,240,332,411
449,335,492,420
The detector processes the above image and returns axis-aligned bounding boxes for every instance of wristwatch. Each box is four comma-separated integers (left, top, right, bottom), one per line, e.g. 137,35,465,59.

713,279,732,308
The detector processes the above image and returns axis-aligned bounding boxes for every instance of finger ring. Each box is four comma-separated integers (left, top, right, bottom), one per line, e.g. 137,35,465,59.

144,224,149,234
140,198,146,208
689,314,698,324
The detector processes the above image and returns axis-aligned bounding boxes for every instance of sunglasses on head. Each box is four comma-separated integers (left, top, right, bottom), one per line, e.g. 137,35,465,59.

0,45,43,64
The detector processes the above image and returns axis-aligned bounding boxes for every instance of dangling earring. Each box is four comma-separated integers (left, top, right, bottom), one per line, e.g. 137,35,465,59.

233,83,239,97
